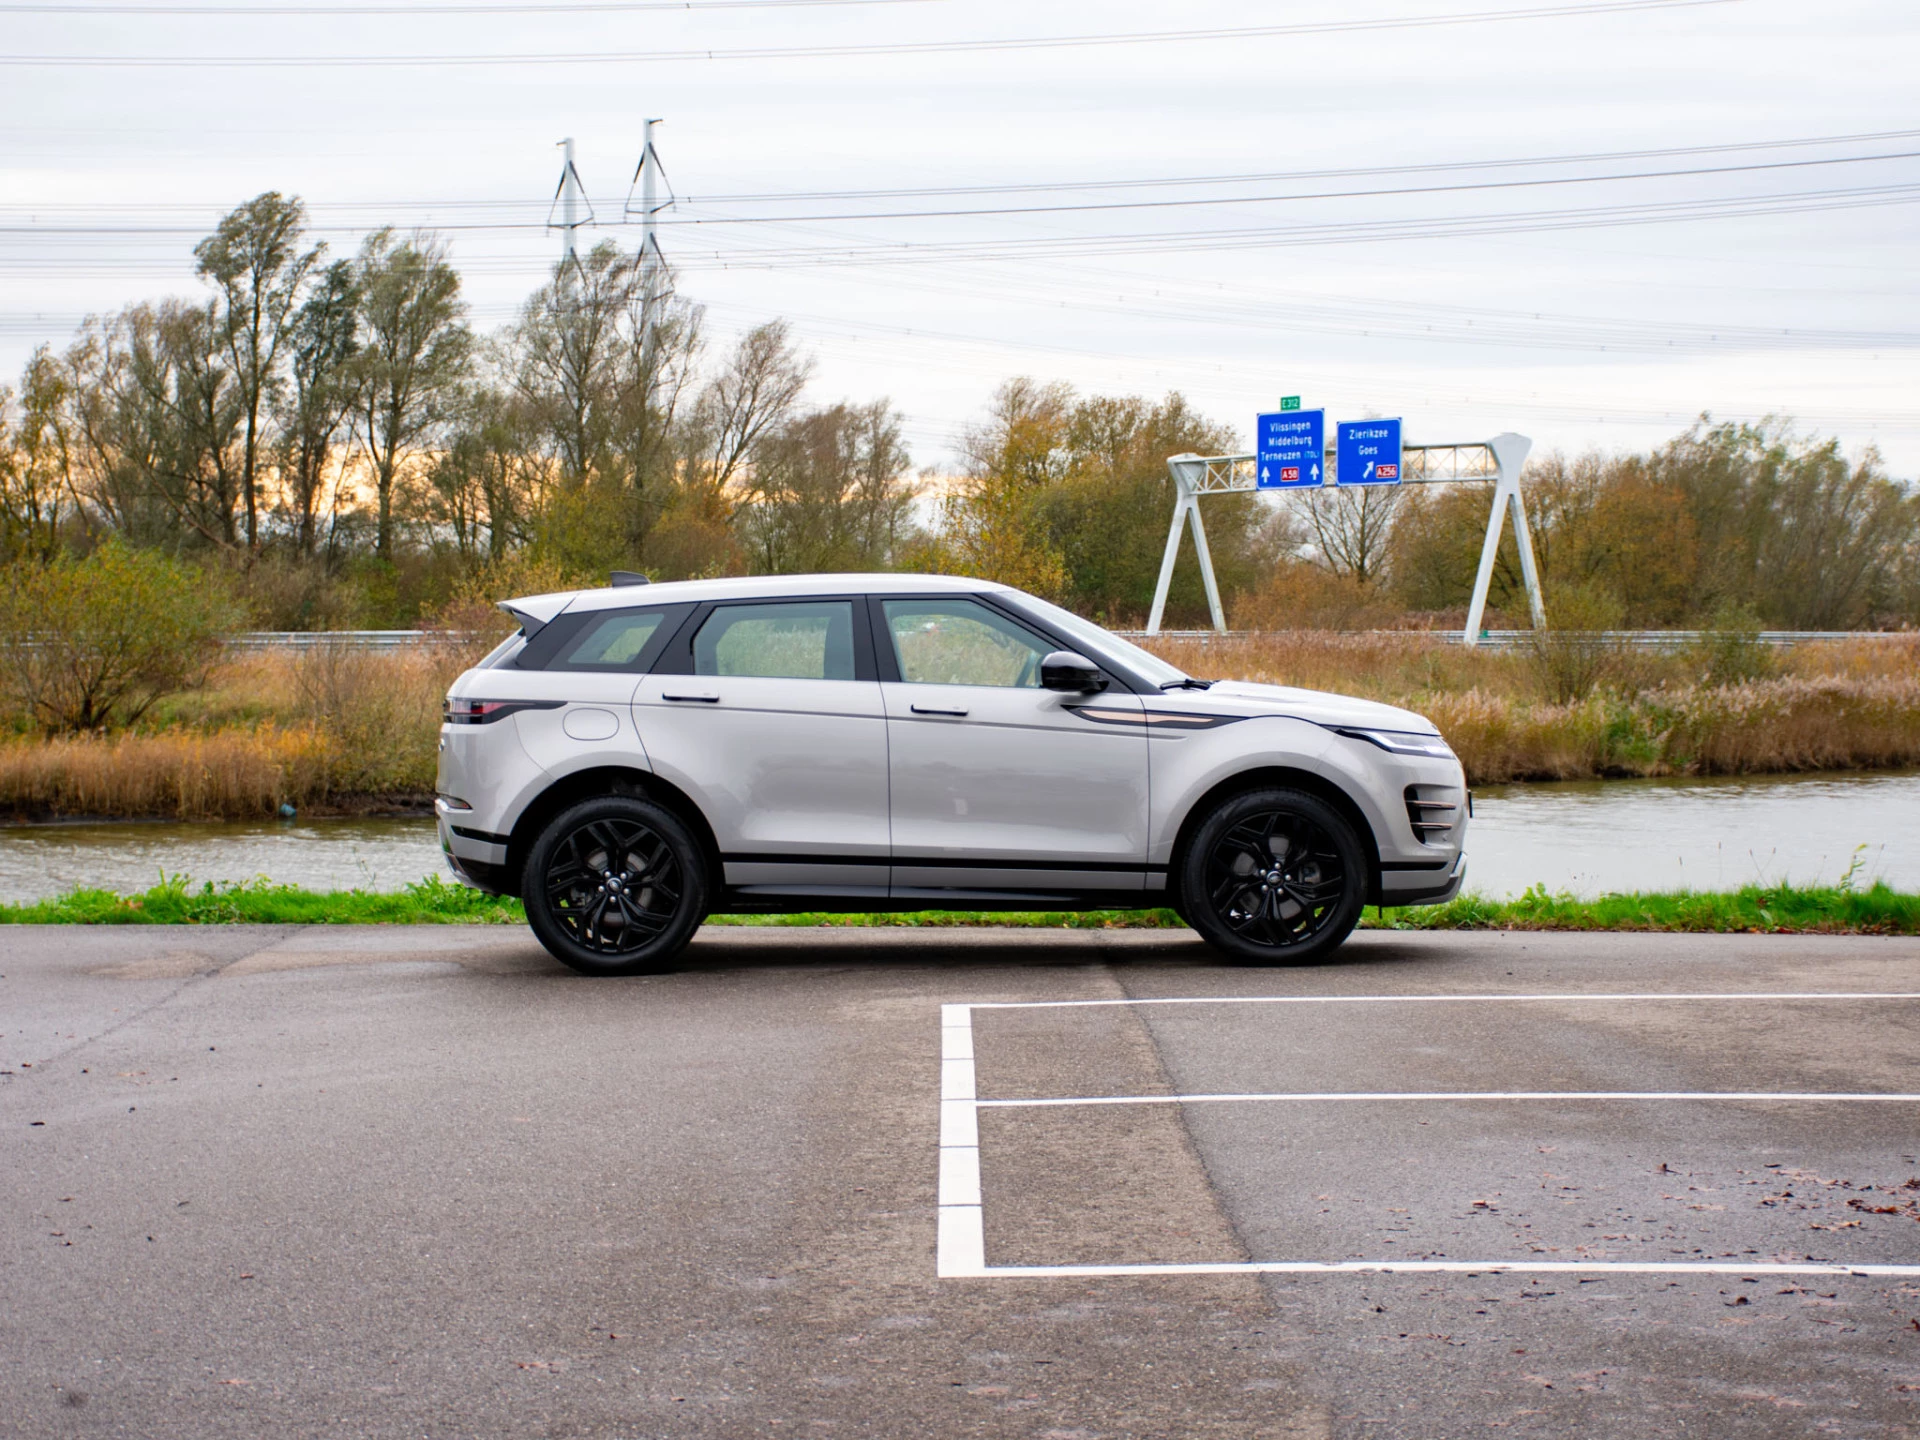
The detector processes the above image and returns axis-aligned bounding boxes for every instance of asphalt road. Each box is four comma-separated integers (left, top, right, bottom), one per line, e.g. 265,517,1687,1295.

4,923,1919,1439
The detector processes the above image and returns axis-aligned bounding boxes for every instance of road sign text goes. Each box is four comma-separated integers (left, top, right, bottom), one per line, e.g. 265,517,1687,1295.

1335,418,1403,486
1255,408,1325,489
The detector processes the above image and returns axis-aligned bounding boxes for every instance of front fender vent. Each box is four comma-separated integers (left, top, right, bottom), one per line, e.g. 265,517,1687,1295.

1404,785,1460,844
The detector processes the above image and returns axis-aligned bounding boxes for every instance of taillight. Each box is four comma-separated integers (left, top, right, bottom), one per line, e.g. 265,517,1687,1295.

443,698,561,725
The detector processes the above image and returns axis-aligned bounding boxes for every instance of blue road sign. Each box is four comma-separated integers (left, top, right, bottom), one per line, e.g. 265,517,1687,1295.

1255,408,1325,489
1336,418,1403,486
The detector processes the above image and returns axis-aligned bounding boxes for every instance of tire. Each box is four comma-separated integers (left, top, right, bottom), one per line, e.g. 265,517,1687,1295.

1177,787,1367,965
522,795,708,976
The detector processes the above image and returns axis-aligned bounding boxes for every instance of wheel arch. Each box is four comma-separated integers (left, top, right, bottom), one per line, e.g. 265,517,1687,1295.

506,766,723,899
1166,766,1384,907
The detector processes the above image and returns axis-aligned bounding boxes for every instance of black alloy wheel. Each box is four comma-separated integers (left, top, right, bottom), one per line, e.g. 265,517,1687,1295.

522,795,707,976
1178,787,1366,964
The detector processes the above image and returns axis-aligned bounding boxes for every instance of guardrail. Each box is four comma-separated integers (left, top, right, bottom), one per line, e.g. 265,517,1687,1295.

226,628,1913,653
224,630,456,651
1118,630,1915,650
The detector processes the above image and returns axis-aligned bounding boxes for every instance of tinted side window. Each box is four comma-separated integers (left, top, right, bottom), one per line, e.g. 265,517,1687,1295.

883,599,1051,687
694,601,858,681
547,610,670,672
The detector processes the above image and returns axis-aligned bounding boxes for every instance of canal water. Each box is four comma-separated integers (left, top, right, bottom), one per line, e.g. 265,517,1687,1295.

0,770,1913,905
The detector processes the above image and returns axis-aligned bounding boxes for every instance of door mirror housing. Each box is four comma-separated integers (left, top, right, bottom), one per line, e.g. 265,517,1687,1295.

1040,650,1107,693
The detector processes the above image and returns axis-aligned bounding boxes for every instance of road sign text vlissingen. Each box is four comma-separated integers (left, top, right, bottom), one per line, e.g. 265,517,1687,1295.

1256,409,1325,489
1335,418,1403,486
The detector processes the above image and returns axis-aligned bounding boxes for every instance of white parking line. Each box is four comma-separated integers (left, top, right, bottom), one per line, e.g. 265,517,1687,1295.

980,1091,1920,1107
936,1004,985,1278
936,992,1920,1281
969,1260,1920,1278
970,991,1920,1010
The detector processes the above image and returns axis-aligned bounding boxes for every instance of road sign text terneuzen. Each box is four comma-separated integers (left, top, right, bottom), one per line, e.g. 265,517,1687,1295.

1335,418,1403,486
1256,409,1325,489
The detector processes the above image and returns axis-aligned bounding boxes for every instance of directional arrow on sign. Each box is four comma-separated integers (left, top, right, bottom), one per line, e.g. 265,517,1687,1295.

1261,465,1270,481
1311,462,1320,482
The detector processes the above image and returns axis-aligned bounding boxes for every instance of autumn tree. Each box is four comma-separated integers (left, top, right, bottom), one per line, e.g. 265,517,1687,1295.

0,346,79,562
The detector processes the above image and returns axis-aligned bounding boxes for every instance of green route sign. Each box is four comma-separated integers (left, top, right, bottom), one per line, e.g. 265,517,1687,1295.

1280,395,1301,410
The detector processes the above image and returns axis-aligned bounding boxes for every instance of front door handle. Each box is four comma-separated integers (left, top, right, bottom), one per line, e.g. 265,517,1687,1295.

663,691,721,703
910,704,969,718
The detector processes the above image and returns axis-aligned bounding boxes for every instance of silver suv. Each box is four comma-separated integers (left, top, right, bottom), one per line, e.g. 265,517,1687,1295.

437,573,1467,975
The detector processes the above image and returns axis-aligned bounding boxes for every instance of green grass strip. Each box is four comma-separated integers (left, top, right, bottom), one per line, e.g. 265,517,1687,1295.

0,874,1915,935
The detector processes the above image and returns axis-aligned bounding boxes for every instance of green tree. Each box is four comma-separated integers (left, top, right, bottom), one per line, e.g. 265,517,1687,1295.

0,542,242,732
195,192,321,551
277,258,361,558
351,229,471,559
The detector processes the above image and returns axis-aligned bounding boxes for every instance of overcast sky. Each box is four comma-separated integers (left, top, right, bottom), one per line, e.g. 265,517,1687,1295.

3,0,1917,472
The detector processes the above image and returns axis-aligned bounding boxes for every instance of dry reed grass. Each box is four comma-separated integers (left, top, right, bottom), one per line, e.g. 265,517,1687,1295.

1139,631,1920,785
0,639,468,819
0,726,334,820
0,629,1912,819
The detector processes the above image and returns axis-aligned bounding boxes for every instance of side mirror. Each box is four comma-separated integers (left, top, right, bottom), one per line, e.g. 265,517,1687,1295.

1040,650,1107,693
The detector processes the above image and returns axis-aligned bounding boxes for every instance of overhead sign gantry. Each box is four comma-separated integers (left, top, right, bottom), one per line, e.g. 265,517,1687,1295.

1147,420,1544,646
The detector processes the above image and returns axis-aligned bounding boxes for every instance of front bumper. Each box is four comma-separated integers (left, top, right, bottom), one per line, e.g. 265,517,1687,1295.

1378,850,1467,908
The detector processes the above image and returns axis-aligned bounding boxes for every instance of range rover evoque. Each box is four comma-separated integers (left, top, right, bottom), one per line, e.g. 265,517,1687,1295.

436,573,1468,975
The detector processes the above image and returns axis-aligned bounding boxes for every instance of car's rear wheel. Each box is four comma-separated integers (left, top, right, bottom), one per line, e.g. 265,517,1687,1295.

1178,787,1366,964
522,795,707,976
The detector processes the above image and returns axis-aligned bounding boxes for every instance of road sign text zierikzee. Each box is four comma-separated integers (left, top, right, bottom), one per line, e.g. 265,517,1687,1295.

1335,418,1403,486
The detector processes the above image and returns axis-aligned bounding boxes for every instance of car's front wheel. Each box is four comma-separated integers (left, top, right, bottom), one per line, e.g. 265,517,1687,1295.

522,795,708,976
1178,787,1367,964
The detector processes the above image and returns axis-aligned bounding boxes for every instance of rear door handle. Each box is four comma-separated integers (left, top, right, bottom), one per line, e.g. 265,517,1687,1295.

910,704,969,718
663,692,721,703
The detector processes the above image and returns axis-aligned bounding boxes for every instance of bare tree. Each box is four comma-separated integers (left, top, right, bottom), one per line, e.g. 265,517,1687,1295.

684,320,812,504
351,229,471,559
195,192,321,551
1298,485,1402,585
739,400,916,573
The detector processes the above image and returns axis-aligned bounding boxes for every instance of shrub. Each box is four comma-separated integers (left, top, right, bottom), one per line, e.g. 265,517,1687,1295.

1525,581,1627,703
0,543,244,733
1684,601,1779,687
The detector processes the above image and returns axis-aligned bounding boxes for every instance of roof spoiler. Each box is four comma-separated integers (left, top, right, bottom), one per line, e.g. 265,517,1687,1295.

498,601,551,638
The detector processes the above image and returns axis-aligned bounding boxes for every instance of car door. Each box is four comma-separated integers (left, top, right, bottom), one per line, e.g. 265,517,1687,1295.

634,597,890,897
873,594,1149,899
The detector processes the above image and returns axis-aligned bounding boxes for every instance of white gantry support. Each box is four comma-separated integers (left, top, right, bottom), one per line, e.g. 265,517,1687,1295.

1461,433,1544,645
1147,432,1544,646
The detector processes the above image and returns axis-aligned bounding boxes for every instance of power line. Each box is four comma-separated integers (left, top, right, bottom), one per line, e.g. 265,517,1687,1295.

12,149,1917,236
652,182,1920,268
2,0,931,11
3,128,1916,227
640,150,1920,226
0,0,1748,66
670,129,1920,204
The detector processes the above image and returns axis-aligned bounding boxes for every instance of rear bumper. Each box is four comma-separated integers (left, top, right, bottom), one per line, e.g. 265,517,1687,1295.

437,807,516,896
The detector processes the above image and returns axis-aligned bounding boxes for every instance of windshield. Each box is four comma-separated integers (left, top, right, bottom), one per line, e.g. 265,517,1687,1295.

1009,594,1191,687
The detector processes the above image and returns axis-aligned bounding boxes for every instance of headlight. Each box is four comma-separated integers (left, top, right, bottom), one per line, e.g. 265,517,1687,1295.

1334,726,1455,759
